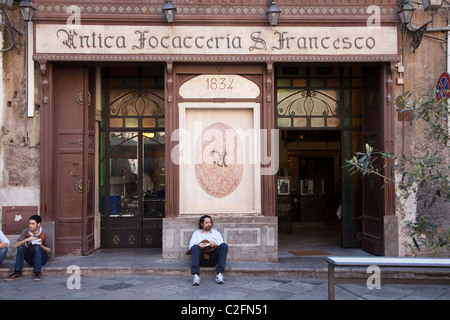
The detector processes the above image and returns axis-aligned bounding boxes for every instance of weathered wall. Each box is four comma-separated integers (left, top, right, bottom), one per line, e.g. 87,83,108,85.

0,8,40,248
395,8,449,255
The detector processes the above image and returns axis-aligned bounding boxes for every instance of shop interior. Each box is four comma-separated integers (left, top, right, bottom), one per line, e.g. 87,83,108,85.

277,130,343,249
275,65,364,252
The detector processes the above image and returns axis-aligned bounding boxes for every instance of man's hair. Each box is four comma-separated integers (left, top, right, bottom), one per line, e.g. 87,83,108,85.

29,215,42,224
198,215,212,229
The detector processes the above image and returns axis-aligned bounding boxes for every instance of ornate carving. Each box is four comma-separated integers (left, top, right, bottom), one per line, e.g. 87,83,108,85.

37,60,49,105
76,91,92,106
69,138,92,147
34,53,401,64
75,178,90,193
35,1,399,17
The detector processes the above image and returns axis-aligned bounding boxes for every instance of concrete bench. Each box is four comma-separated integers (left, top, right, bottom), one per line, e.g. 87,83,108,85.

323,256,450,300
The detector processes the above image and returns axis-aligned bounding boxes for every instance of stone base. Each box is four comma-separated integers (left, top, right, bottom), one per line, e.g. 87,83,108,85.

163,215,278,262
384,215,399,256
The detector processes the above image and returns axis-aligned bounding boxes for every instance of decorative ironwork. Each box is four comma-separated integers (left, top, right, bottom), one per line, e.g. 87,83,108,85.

411,21,432,54
277,89,339,117
145,234,153,245
128,235,136,245
109,90,164,117
0,9,20,52
112,235,120,245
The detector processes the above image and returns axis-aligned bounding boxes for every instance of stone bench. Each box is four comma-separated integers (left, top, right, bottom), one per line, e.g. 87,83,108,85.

324,256,450,300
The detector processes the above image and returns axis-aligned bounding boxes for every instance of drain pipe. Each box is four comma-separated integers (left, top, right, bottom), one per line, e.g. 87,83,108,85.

26,21,34,117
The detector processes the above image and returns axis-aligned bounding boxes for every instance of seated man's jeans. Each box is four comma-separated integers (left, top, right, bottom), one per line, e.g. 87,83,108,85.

0,247,8,264
14,245,49,273
191,243,228,275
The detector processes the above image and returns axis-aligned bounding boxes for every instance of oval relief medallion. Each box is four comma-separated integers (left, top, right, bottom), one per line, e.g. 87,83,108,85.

195,122,244,198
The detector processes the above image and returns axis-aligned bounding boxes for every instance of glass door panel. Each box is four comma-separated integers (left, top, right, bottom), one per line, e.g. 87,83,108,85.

143,132,165,219
101,66,165,248
142,132,165,248
109,132,139,219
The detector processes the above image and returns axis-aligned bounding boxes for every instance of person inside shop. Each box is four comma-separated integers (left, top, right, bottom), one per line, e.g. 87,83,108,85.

4,215,52,282
0,229,10,264
187,215,228,286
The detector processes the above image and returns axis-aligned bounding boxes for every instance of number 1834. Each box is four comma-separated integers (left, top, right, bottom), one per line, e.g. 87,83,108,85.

205,77,234,91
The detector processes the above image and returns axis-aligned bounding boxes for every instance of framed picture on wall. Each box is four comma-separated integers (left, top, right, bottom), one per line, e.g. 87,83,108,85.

277,177,290,195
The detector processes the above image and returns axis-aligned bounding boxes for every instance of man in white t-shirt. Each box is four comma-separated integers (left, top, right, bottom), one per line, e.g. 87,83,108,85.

0,229,10,264
188,215,228,286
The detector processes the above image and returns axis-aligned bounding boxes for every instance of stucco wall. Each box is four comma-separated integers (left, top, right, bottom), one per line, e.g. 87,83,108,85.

1,8,41,244
395,8,449,255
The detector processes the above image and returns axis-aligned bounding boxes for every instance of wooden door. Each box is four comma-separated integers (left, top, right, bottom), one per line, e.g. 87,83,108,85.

54,66,95,255
361,66,385,256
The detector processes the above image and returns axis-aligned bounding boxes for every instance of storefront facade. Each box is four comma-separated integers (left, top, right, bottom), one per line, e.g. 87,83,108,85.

1,0,446,261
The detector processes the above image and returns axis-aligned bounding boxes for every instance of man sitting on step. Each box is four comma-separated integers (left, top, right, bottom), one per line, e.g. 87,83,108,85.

187,215,228,286
4,215,52,282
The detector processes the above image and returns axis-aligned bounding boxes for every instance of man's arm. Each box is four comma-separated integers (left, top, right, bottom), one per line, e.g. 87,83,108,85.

212,230,224,247
40,244,51,254
14,237,33,249
188,230,199,250
42,229,52,254
0,231,10,248
13,229,30,249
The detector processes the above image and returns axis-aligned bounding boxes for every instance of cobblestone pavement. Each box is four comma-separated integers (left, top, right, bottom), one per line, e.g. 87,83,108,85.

1,273,450,301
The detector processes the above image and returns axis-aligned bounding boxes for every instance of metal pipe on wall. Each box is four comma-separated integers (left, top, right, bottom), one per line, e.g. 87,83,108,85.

27,21,34,117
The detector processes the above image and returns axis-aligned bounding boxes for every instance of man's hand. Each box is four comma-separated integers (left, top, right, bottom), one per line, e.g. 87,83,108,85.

198,240,217,248
40,244,51,254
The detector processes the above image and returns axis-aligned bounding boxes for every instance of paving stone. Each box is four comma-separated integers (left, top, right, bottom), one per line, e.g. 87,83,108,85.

1,266,448,301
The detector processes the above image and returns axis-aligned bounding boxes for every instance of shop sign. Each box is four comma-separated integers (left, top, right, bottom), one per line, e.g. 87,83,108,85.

36,25,398,56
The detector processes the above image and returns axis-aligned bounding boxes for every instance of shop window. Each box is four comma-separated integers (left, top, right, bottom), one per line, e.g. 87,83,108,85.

276,66,362,130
